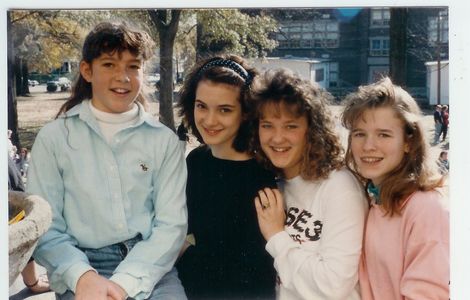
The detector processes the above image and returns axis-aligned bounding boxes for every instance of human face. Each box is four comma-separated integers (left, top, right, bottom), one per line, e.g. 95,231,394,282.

259,103,308,179
194,80,242,158
350,107,409,186
80,50,144,113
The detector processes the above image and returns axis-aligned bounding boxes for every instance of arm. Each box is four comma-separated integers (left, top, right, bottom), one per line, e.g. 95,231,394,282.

265,176,367,299
110,133,188,300
28,130,95,294
401,193,449,300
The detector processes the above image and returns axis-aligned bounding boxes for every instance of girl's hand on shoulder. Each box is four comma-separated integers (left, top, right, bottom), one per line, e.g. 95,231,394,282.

254,188,286,241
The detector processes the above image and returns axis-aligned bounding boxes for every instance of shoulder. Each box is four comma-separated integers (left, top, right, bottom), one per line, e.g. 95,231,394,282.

402,190,449,245
403,190,449,220
35,118,70,141
186,145,210,164
323,168,364,193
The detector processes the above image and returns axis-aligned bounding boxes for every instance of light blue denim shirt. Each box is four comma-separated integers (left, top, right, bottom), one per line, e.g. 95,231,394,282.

27,101,188,299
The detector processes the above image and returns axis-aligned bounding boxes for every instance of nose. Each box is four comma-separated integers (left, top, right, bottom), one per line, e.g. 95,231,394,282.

204,110,218,126
363,135,377,151
270,127,285,144
115,66,130,83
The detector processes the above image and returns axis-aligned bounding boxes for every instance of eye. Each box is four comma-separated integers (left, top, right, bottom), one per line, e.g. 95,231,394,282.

378,133,392,138
129,64,141,70
102,62,113,68
352,132,365,138
259,123,272,129
219,108,232,113
195,102,206,109
286,124,298,130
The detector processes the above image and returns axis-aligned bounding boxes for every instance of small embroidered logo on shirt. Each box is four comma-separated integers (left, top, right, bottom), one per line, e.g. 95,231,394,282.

140,163,149,172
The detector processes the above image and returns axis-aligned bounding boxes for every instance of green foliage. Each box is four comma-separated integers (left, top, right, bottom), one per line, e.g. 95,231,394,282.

197,9,278,57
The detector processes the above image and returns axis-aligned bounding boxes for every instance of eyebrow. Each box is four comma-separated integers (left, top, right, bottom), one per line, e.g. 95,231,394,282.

195,99,236,108
98,56,143,63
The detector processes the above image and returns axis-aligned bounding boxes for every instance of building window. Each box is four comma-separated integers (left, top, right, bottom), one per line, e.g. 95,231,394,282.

278,19,339,49
370,37,390,56
315,68,325,82
329,62,338,87
428,10,449,44
370,8,390,27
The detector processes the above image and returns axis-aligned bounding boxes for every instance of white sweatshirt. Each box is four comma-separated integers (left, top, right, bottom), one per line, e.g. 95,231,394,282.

266,169,368,300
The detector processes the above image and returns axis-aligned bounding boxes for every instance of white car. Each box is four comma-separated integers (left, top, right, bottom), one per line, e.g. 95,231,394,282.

28,80,39,86
145,74,160,85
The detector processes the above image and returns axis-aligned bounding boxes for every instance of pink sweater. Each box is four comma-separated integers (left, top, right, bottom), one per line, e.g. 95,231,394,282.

359,190,449,300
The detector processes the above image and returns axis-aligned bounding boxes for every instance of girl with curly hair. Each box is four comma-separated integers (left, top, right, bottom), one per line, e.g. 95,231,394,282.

176,55,277,299
341,77,449,300
250,68,368,299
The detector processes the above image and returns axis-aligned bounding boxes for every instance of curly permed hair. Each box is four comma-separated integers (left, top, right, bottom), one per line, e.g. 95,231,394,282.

250,68,343,180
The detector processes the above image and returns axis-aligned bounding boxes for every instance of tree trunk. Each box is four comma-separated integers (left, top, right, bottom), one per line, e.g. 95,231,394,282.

8,12,21,148
149,9,181,132
389,8,408,87
21,61,30,95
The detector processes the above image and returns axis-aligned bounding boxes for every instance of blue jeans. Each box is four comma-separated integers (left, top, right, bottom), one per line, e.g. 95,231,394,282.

56,235,187,300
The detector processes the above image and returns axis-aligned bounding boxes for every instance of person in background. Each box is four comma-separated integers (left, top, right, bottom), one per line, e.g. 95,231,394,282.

433,104,443,144
176,54,277,299
16,147,30,178
437,150,449,175
250,68,368,299
27,22,187,300
440,105,449,142
341,77,449,300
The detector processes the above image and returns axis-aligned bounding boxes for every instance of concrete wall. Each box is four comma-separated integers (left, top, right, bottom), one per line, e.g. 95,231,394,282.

426,60,449,105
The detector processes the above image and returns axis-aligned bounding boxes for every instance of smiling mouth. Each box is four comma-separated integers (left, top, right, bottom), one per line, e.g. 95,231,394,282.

271,146,290,153
361,157,383,163
203,127,223,136
110,88,130,94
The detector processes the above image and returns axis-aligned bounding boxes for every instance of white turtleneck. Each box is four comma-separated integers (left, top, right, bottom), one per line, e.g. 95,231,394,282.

88,100,139,144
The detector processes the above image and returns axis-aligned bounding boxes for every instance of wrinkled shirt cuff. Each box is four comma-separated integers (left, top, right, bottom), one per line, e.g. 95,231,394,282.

63,262,95,293
266,230,292,258
110,273,142,299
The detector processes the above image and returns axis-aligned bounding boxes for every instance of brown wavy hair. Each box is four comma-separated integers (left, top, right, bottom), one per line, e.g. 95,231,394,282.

56,22,155,118
250,68,343,180
177,54,258,152
341,77,443,216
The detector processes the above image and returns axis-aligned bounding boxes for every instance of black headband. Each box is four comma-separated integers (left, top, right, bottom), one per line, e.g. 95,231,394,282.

198,59,252,86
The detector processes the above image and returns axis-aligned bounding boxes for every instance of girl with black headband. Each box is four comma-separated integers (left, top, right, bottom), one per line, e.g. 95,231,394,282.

176,55,277,299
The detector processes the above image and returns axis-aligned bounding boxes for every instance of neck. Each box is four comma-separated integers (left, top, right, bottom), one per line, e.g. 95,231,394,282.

210,145,251,161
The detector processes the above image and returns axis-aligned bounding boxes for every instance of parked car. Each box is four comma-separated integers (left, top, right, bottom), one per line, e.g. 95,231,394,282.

145,73,160,86
46,80,58,92
57,77,71,91
28,79,39,87
47,77,71,92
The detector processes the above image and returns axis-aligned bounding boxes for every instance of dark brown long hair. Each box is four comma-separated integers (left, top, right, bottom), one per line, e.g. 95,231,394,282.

177,54,258,152
56,22,155,118
341,77,443,216
250,68,343,180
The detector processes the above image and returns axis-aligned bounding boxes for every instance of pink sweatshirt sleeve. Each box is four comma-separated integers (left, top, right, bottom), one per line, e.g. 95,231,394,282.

400,192,449,300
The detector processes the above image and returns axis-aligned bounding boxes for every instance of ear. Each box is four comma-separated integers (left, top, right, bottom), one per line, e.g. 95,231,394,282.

80,61,92,83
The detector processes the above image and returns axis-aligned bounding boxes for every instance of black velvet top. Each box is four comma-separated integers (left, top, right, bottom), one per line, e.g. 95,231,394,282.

177,146,277,300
